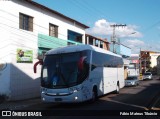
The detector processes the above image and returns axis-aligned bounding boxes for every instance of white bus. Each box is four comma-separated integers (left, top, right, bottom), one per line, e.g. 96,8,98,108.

35,45,124,103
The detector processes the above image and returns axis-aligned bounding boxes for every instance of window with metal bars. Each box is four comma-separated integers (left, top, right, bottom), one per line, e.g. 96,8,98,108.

49,23,58,38
19,13,33,31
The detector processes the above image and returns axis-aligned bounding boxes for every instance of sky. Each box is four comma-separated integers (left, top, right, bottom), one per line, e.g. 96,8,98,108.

34,0,160,53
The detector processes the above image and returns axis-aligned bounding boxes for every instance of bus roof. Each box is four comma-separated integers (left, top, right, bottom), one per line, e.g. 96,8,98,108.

46,45,122,58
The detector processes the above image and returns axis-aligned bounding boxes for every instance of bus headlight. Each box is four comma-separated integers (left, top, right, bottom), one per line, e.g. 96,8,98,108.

73,90,78,93
41,88,47,94
74,96,78,100
69,87,79,93
42,97,45,101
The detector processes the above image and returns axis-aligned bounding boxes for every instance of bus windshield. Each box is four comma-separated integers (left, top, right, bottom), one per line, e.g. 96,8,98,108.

41,51,90,88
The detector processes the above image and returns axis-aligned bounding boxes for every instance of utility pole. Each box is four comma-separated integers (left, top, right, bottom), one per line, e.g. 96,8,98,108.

110,24,126,53
139,48,142,74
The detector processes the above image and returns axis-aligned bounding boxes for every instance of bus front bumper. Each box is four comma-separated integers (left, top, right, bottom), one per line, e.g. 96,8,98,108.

41,92,82,103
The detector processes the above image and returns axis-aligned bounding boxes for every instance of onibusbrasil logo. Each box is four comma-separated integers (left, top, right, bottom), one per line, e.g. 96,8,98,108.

1,111,42,116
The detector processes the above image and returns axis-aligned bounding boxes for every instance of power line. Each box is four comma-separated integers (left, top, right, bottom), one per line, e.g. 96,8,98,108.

0,22,81,52
73,1,160,36
69,0,98,20
0,9,81,38
83,0,106,16
73,0,110,20
73,0,99,15
0,22,82,60
0,9,84,54
143,20,160,32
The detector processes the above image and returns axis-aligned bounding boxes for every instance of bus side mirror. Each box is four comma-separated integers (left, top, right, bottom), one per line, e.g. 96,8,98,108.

34,60,43,73
78,56,86,70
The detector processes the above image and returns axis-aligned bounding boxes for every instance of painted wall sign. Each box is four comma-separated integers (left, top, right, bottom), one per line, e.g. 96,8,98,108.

17,49,33,63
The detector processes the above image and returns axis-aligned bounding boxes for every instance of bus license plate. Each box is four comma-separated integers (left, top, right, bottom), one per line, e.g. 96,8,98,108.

55,98,62,101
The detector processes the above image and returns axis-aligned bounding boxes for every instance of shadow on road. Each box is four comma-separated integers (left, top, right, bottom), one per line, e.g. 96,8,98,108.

23,78,160,111
19,79,160,118
107,79,160,110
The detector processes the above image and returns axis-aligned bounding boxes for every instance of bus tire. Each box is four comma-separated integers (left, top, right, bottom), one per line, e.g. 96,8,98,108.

91,86,98,102
115,82,120,94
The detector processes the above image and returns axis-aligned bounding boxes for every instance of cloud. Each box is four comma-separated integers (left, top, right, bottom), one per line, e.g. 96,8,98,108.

122,39,144,53
123,39,144,47
122,39,160,53
86,19,160,54
86,19,113,36
86,19,143,38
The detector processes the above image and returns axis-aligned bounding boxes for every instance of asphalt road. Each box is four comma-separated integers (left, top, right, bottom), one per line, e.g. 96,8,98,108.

21,76,160,119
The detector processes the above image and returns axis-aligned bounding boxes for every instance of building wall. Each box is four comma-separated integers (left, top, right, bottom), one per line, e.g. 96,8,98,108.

140,51,160,73
0,1,86,100
103,42,109,50
150,53,160,68
140,51,150,73
9,29,41,100
0,26,11,98
157,57,160,76
9,0,86,40
0,1,40,100
110,43,131,57
85,35,109,51
124,67,128,80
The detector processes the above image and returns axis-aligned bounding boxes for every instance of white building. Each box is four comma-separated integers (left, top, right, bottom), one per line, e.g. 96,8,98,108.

150,53,160,68
0,0,88,100
157,56,160,76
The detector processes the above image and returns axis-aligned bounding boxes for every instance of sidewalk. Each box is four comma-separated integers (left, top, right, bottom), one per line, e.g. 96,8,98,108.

0,97,41,110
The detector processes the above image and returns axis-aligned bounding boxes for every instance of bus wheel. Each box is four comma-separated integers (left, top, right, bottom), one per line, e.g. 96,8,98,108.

91,87,97,102
115,83,120,94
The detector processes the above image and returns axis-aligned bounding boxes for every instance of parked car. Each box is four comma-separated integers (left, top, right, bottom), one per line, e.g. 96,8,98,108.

143,72,152,80
125,76,139,86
